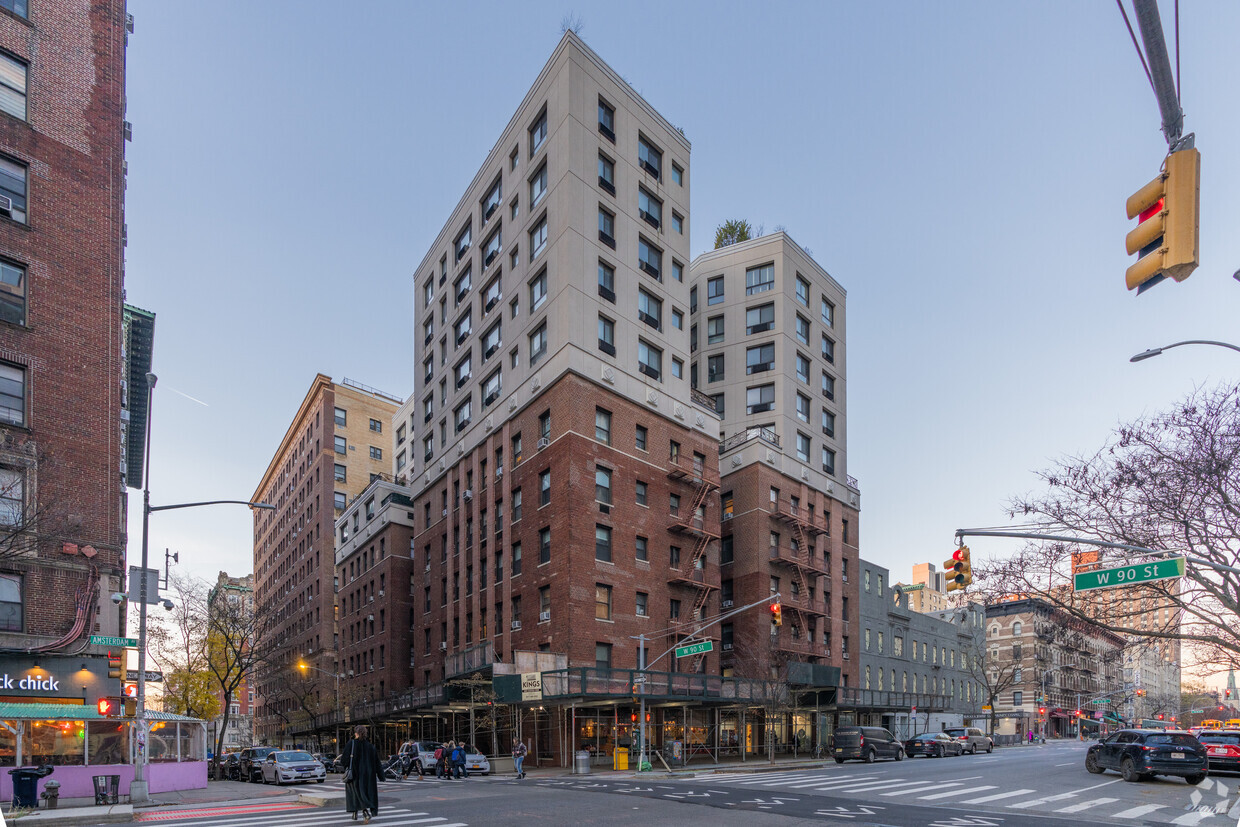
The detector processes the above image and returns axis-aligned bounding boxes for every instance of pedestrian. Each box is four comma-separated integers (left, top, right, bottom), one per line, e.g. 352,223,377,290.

452,742,466,779
512,738,528,779
343,725,383,824
438,742,451,781
1027,730,1034,745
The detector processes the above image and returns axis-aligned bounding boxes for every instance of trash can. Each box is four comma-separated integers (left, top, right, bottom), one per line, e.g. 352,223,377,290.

93,774,120,806
573,750,591,775
613,748,628,771
9,766,53,809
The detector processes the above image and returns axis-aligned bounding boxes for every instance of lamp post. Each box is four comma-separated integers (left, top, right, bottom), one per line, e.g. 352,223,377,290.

1130,339,1240,362
298,661,343,754
130,373,276,804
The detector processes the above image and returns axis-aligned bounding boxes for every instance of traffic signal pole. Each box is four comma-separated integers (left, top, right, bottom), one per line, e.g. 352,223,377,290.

1132,0,1184,148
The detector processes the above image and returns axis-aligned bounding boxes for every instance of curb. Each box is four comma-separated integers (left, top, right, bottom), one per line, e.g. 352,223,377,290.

10,804,134,825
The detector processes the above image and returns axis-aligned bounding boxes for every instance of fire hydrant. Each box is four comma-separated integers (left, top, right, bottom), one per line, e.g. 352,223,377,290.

41,779,60,809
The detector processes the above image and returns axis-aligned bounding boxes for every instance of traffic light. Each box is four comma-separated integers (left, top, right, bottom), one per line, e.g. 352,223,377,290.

1157,713,1165,720
97,697,123,718
771,602,783,627
944,546,972,592
107,651,122,680
1226,688,1232,700
1125,147,1200,293
1039,707,1047,717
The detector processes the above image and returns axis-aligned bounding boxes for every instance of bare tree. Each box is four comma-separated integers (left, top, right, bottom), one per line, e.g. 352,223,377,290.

204,579,272,773
147,576,220,720
974,382,1240,672
559,14,584,36
965,637,1020,737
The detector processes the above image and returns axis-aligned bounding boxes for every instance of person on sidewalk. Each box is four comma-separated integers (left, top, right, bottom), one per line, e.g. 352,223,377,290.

438,742,452,780
452,742,466,779
343,725,383,824
512,739,528,779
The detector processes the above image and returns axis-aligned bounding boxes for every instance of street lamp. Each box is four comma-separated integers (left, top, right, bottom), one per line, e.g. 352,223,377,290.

1129,339,1240,362
130,373,275,804
298,661,344,753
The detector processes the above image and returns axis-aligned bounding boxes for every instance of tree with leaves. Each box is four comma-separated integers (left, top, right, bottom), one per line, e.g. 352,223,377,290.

974,382,1240,673
204,573,272,773
714,219,753,249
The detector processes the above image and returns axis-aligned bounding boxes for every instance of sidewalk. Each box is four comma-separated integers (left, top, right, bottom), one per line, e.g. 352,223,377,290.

9,779,304,825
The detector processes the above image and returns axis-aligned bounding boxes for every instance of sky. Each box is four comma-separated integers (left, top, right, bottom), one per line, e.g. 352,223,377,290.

123,2,1240,679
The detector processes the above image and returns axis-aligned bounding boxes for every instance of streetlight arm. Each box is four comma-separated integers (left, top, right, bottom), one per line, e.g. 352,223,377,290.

643,593,781,673
150,500,276,513
1130,339,1240,362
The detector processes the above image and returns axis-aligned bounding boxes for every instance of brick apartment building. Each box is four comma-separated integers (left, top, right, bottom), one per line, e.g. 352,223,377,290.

251,374,399,745
207,571,255,752
0,0,133,698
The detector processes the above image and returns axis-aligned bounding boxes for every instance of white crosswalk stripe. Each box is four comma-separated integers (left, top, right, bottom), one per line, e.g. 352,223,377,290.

1054,797,1119,813
146,807,467,827
917,785,997,800
879,782,962,797
1110,804,1167,819
957,788,1036,804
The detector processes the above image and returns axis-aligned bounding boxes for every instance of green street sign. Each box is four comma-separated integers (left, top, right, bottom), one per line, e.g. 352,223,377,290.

1091,698,1112,704
674,641,713,658
1073,557,1185,592
89,635,138,648
1190,708,1204,713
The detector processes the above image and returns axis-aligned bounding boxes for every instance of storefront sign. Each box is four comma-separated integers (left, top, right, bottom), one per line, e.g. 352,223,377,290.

0,654,110,701
520,672,542,702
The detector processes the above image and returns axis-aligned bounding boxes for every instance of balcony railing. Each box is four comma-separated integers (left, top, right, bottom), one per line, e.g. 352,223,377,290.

719,426,780,454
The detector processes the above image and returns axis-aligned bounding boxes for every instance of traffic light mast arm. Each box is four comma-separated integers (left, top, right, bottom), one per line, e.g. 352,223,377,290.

643,593,781,673
953,528,1240,575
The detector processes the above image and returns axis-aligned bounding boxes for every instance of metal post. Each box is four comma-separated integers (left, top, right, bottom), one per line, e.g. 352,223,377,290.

1132,0,1184,145
638,634,647,771
132,373,156,804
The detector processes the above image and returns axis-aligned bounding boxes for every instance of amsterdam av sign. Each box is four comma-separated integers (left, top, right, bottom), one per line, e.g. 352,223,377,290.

1073,557,1186,592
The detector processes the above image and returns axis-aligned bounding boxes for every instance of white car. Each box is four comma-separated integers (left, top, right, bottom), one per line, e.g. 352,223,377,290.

261,750,328,785
463,744,490,775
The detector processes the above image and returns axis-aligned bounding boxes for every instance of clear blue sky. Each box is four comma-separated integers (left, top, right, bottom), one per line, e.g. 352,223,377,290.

124,1,1240,680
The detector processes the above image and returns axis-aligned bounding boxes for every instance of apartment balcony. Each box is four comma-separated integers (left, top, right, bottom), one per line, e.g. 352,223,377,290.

770,632,819,658
768,544,829,576
667,566,715,589
668,513,718,540
784,593,829,618
666,454,706,483
719,426,780,455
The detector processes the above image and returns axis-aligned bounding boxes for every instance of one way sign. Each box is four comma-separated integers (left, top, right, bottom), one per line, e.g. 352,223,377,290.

125,670,163,682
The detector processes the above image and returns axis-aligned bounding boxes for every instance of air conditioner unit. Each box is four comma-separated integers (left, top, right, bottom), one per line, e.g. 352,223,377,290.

510,620,522,631
841,575,849,582
722,600,734,608
842,652,850,659
484,391,498,406
484,343,498,359
485,294,499,312
440,642,447,651
367,614,374,621
442,508,448,517
539,611,550,622
368,596,374,603
378,590,384,597
484,202,497,220
537,437,550,450
456,375,469,389
0,195,12,213
463,490,473,501
456,330,468,345
485,249,497,267
722,643,733,651
496,467,503,478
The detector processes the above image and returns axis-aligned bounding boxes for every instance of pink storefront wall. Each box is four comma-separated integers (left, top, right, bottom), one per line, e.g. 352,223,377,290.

0,762,208,799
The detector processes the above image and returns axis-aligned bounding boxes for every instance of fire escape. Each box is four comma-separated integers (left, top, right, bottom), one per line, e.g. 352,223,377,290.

667,454,719,673
770,498,831,657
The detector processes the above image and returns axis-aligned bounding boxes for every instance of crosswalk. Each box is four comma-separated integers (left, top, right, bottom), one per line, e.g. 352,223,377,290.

138,805,467,827
684,769,1229,823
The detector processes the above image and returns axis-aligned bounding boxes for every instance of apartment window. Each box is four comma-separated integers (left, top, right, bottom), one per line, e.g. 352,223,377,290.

635,425,647,451
636,591,648,617
334,435,347,454
0,53,26,121
671,308,683,330
672,260,683,282
510,197,519,220
689,286,697,313
637,136,662,178
796,432,811,462
746,384,775,415
482,369,502,407
538,526,550,564
796,393,810,423
822,447,836,475
334,407,347,427
455,223,472,262
529,109,547,156
539,410,551,441
637,289,662,330
720,534,733,563
423,279,434,308
1013,690,1024,706
598,98,615,141
796,353,810,384
369,418,382,433
634,482,649,508
746,344,774,375
529,270,547,311
334,464,346,483
595,526,612,563
707,354,724,384
710,393,724,415
0,157,27,224
597,315,615,356
511,541,521,575
822,409,835,438
707,276,724,305
454,354,471,387
704,316,724,345
481,321,502,361
637,238,661,280
0,573,19,631
822,371,835,400
422,434,433,462
454,311,472,345
423,357,433,385
746,303,774,334
671,163,683,185
597,260,615,302
637,340,662,381
635,535,649,562
595,408,611,444
597,153,615,195
369,446,382,460
334,491,346,509
795,275,810,305
671,213,683,234
796,315,810,345
822,297,834,327
594,466,612,505
529,322,547,366
595,642,613,669
745,264,774,295
671,357,682,379
638,188,661,229
0,467,21,525
529,216,548,260
481,178,502,221
821,335,836,364
539,469,550,506
593,583,613,619
669,598,681,620
454,399,472,433
510,147,519,170
595,205,615,245
530,163,548,207
482,227,502,267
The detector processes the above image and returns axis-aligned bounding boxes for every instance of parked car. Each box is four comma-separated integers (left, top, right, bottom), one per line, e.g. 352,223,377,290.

398,740,443,775
1193,730,1240,774
830,726,904,763
311,753,337,773
239,746,279,783
463,744,491,775
1086,729,1207,783
217,752,240,780
260,750,328,785
943,726,994,754
904,732,965,758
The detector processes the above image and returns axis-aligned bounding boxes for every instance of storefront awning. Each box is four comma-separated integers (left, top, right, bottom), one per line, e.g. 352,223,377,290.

0,702,203,723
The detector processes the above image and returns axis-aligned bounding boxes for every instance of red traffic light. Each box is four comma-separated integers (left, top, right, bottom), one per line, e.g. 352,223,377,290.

1038,707,1046,716
631,713,638,722
1157,714,1164,720
770,602,783,626
951,547,965,562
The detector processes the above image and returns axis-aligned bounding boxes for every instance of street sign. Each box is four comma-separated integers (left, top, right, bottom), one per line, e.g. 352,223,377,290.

126,670,163,682
1190,708,1204,713
632,675,647,684
1073,557,1185,592
1091,698,1112,704
89,635,138,647
674,641,713,658
982,705,992,711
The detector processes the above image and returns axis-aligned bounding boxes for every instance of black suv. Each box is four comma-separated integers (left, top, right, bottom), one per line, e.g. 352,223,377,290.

1086,729,1207,783
831,726,904,763
239,746,279,783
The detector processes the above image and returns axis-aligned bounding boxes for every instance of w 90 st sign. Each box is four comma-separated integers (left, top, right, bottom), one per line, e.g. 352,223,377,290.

1073,557,1185,592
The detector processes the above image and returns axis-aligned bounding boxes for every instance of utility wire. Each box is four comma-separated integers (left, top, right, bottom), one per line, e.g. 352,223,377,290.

1117,0,1155,93
1174,0,1181,102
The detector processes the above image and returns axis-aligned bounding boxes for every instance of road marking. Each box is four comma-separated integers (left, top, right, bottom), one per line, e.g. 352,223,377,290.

880,782,963,797
826,779,930,794
1054,761,1076,766
1109,804,1166,819
957,788,1036,804
918,785,997,800
1054,797,1119,813
1008,792,1077,809
1170,812,1218,826
760,774,880,788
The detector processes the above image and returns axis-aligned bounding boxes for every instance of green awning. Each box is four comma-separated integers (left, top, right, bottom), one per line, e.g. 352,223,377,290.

0,702,202,723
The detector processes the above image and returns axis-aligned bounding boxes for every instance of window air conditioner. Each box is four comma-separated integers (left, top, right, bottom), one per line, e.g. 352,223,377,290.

440,642,448,651
378,590,384,597
722,600,733,608
539,610,551,622
0,195,12,213
511,620,522,631
538,437,550,450
723,643,733,651
463,490,473,501
367,614,374,621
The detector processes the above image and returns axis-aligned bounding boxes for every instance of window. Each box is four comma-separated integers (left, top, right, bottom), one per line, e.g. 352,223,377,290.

637,340,661,381
671,357,682,379
746,303,774,334
597,260,615,302
334,463,346,483
669,598,681,620
538,585,551,620
746,384,775,414
455,223,472,262
796,393,810,423
706,316,724,344
594,466,612,505
746,344,774,374
710,393,724,415
539,469,551,506
597,315,615,356
454,354,471,387
0,467,20,525
634,536,649,563
671,308,683,330
538,526,550,563
480,369,502,408
1013,690,1024,706
672,260,683,282
707,354,725,383
334,407,347,427
796,353,810,384
637,136,662,178
637,289,662,330
635,591,648,617
597,153,615,194
510,197,519,220
481,178,502,221
635,425,647,451
635,480,648,506
671,163,683,185
0,157,27,224
671,212,683,234
638,188,661,229
454,310,472,345
481,321,502,361
822,371,835,400
822,409,835,438
1,262,29,324
529,216,548,260
745,264,774,295
529,322,547,366
707,276,724,305
482,227,502,267
822,297,834,327
822,447,836,475
822,335,835,363
598,207,615,248
512,541,522,575
638,238,661,280
530,163,547,208
595,642,613,669
454,399,472,433
595,526,612,563
0,53,26,121
334,435,347,454
423,278,435,308
510,147,519,170
0,573,18,631
598,98,615,141
595,408,611,444
334,491,346,510
539,410,551,441
795,275,810,305
796,315,810,345
796,432,811,462
529,108,547,155
529,270,547,311
369,418,382,433
369,446,382,460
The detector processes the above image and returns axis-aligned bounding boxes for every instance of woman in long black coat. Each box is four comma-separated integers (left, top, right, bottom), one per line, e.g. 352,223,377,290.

343,725,383,823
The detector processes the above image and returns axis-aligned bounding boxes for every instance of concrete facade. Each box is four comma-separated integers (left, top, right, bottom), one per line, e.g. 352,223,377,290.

899,562,952,614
